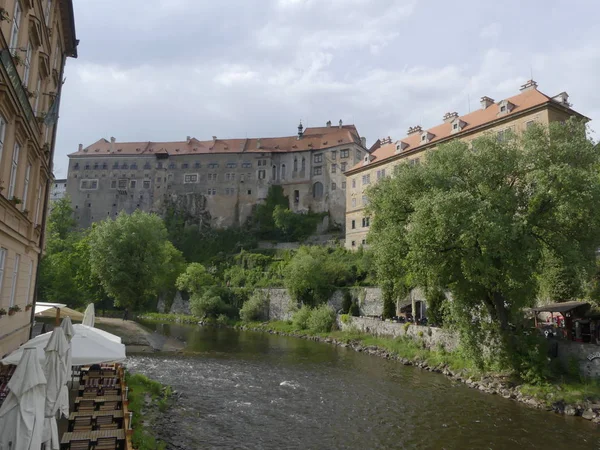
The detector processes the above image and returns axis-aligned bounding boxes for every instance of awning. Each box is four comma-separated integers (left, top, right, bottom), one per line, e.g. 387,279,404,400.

34,302,67,315
531,301,591,314
36,305,84,321
1,324,125,367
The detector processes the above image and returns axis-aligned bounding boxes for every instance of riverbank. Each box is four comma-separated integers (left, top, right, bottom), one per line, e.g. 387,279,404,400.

134,312,600,423
95,317,186,353
125,372,175,450
237,320,600,423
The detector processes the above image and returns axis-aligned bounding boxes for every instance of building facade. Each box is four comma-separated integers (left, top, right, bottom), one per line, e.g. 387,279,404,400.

344,81,586,249
0,0,77,358
49,177,66,203
66,122,367,230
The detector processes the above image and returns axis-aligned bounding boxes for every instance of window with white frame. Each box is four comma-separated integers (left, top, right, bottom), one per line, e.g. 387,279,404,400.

9,253,20,307
0,248,6,297
313,166,322,175
341,181,346,189
258,169,266,179
331,164,337,173
45,0,52,26
143,180,151,189
362,195,369,206
314,154,322,163
208,173,217,182
331,150,337,160
225,173,235,181
362,174,370,185
8,143,20,199
110,180,117,189
22,163,31,210
331,182,336,190
130,179,137,189
34,185,42,226
23,42,32,86
118,179,127,189
377,169,386,179
207,188,216,195
80,179,99,190
226,162,237,168
25,260,33,303
9,1,22,50
351,198,356,207
208,162,219,169
340,149,349,158
184,174,198,183
0,115,6,163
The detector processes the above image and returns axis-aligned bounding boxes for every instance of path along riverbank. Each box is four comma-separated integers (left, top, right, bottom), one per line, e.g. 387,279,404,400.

94,317,185,353
133,313,600,425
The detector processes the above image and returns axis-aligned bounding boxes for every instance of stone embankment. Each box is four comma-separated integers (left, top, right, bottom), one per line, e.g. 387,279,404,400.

236,323,600,425
95,317,185,353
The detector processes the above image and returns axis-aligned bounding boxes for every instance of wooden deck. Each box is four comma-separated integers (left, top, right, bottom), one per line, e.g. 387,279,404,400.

69,410,125,420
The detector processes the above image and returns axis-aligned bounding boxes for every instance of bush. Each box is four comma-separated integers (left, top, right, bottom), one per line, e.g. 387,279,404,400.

307,304,336,333
190,292,227,318
216,314,229,326
239,291,269,322
349,302,360,317
292,305,312,330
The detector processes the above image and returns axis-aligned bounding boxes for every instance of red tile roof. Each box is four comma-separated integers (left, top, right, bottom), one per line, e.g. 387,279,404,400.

347,86,585,173
70,125,362,157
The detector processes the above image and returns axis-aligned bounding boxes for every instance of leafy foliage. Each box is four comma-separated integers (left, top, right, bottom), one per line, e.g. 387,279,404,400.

307,304,337,332
368,119,600,374
239,291,269,322
176,263,215,295
88,211,184,311
292,305,312,330
283,246,373,306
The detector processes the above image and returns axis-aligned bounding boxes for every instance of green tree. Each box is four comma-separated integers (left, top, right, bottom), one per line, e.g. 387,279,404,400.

175,263,215,295
88,211,184,311
46,197,77,245
368,119,600,372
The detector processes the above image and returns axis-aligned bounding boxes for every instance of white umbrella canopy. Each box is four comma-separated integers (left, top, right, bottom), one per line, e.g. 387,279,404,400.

41,328,69,450
1,324,125,367
0,347,47,450
82,303,95,327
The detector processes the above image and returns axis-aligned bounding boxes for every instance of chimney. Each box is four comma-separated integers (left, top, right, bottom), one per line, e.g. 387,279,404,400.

186,136,191,144
338,119,343,129
256,138,261,149
78,143,83,152
110,137,116,153
212,136,217,143
520,79,538,92
407,126,422,135
480,96,495,109
360,137,366,148
443,112,459,123
297,121,304,139
326,120,331,128
240,139,247,152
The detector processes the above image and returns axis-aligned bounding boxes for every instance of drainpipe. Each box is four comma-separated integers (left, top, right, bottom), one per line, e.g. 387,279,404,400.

29,54,68,337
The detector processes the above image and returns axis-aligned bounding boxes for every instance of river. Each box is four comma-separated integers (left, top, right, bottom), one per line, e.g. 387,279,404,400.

126,322,599,450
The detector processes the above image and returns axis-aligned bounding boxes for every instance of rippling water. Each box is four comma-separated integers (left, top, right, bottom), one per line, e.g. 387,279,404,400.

126,323,599,450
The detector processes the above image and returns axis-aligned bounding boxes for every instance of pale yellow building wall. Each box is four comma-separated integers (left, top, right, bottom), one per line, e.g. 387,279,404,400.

344,106,568,249
0,0,74,356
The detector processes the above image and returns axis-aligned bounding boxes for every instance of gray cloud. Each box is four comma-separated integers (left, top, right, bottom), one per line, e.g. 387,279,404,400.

53,0,600,177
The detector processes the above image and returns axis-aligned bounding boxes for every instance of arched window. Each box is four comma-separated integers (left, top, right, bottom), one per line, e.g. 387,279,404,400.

313,181,323,199
301,157,306,171
281,164,286,179
272,165,277,180
293,158,298,171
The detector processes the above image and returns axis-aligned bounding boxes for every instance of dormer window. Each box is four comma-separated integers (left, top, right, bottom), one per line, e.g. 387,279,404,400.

395,141,409,154
420,132,434,144
450,118,466,134
498,100,515,116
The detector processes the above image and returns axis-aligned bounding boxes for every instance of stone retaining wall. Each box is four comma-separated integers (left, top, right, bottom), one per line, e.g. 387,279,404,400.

556,340,600,378
338,316,459,352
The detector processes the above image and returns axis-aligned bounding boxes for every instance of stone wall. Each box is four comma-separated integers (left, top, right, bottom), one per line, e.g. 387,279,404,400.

169,291,191,315
338,316,459,352
556,341,600,378
262,288,295,321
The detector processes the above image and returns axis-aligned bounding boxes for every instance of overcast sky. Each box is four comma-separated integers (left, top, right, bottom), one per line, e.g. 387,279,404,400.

53,0,600,177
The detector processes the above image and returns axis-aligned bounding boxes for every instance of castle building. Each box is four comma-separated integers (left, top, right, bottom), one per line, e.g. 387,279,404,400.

0,0,78,357
344,81,587,249
66,122,367,229
49,177,66,203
